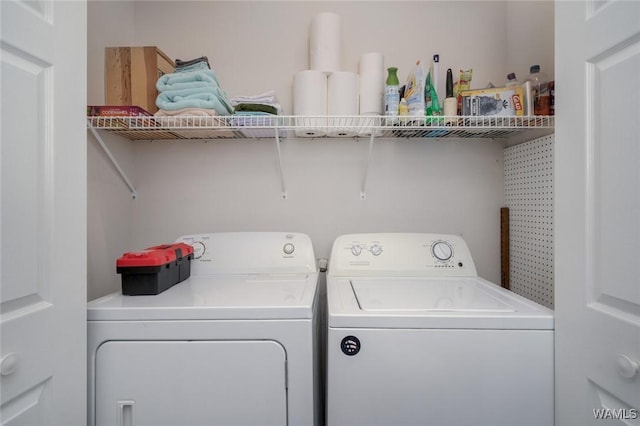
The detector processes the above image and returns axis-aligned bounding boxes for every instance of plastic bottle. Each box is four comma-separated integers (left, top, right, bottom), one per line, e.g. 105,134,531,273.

505,72,519,88
524,65,550,116
398,98,409,123
385,67,400,123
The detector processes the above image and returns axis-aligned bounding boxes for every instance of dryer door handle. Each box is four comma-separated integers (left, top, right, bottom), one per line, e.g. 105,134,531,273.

118,400,135,426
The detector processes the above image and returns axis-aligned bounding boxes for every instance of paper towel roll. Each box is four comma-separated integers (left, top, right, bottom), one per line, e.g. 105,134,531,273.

359,52,385,115
328,71,358,137
293,70,327,137
309,12,342,73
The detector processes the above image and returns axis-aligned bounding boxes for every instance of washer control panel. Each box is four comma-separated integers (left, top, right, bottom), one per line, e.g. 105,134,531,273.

329,233,477,277
349,243,383,257
176,232,317,275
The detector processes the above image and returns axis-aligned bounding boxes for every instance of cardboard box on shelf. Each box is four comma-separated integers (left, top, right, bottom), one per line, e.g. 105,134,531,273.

461,86,524,117
87,105,152,117
105,46,175,114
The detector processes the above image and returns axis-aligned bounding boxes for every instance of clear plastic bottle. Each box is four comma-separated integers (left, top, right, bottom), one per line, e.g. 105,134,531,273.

524,65,550,116
505,72,519,88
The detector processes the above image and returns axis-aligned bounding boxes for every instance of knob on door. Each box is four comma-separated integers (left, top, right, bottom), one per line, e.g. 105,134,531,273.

0,352,18,376
616,354,638,379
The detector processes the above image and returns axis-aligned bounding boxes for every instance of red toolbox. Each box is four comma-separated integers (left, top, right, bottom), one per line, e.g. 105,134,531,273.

116,243,194,295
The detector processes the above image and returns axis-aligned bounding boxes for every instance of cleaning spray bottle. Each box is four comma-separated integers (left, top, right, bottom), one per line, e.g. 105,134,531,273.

385,67,400,124
425,55,442,117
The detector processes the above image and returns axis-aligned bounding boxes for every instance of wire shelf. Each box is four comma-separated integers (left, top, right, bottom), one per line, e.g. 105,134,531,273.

87,115,554,141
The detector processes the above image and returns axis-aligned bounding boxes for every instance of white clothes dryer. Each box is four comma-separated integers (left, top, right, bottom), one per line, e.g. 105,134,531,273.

326,233,554,426
88,232,321,426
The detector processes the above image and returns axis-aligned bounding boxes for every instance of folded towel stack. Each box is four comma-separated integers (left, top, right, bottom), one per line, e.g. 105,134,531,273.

231,90,282,117
155,56,234,118
175,56,211,73
230,90,285,138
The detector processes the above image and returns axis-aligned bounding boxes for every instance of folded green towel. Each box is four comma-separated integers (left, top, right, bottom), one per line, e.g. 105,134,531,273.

234,103,278,115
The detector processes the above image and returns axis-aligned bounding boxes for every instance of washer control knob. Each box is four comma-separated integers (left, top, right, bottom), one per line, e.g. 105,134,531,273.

191,241,206,259
370,244,383,256
351,245,363,256
283,243,295,255
432,241,453,261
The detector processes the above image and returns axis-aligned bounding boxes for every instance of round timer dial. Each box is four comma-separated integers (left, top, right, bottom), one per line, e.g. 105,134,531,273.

191,241,206,259
432,241,453,261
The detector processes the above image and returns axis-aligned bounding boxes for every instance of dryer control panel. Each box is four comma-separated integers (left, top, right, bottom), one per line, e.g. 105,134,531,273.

177,232,317,275
328,233,477,277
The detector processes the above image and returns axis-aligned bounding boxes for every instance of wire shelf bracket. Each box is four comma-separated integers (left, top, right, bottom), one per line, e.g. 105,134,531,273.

361,133,375,200
274,128,287,199
87,122,138,199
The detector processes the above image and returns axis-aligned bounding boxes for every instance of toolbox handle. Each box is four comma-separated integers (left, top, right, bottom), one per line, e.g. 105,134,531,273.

148,244,192,260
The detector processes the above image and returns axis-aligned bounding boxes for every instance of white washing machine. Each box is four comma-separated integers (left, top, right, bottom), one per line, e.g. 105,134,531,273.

88,232,321,426
326,233,554,426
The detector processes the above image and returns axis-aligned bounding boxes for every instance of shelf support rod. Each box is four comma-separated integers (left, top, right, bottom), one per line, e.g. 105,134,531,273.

87,123,138,199
274,128,287,199
360,132,375,200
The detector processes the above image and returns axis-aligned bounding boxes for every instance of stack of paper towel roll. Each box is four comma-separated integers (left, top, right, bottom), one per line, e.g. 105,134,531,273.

293,12,384,137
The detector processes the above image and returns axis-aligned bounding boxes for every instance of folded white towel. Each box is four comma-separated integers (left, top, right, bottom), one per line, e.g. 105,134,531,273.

231,89,277,105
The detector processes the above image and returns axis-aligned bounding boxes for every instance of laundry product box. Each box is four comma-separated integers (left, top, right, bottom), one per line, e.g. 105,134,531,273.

105,46,175,114
87,105,157,129
460,86,524,117
87,105,153,117
116,243,194,295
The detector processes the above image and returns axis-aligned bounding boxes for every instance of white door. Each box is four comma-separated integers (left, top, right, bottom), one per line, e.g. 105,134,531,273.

555,1,640,424
327,328,553,426
95,340,288,426
0,1,87,425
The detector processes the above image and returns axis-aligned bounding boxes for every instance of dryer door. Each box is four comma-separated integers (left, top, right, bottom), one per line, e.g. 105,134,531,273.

95,340,287,426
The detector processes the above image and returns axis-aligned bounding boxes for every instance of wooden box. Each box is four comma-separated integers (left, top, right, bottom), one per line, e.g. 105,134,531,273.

105,46,175,114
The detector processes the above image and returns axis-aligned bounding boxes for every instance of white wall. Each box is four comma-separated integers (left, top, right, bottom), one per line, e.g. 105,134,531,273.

87,0,135,104
87,1,554,299
131,1,508,110
87,0,136,300
507,1,555,84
